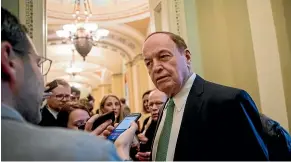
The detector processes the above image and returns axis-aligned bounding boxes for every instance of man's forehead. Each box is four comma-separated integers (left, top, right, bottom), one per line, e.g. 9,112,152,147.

149,90,166,99
143,34,175,54
52,85,71,94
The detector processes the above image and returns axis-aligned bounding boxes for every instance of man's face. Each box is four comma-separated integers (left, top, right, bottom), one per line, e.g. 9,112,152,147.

14,35,44,124
148,90,167,121
47,85,71,111
71,92,80,101
143,33,191,97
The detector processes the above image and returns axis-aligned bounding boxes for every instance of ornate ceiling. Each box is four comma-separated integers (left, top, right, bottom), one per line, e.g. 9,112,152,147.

46,0,150,95
47,0,149,24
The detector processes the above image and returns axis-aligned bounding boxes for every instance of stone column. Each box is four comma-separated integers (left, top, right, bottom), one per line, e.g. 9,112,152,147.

131,54,151,113
148,0,204,75
125,62,136,112
91,88,101,114
270,0,291,132
247,0,289,130
19,0,47,82
98,84,112,97
111,73,125,99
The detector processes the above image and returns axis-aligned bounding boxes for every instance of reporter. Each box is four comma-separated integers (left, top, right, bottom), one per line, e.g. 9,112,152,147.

1,8,137,161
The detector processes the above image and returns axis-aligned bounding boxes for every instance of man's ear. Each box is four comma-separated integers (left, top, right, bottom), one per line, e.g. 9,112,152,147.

184,49,191,67
1,42,17,89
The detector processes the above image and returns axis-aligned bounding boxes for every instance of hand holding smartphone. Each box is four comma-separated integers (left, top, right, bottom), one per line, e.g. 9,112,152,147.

78,111,115,131
107,113,141,142
92,111,115,130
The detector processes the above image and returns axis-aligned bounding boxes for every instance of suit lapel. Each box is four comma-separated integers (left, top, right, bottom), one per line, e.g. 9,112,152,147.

173,75,205,160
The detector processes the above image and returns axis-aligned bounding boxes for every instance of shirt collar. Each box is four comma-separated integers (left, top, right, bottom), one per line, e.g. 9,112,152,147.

47,106,58,119
1,104,25,122
173,73,196,111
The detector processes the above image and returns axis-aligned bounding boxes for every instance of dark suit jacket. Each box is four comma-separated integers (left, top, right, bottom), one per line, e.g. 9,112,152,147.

39,105,58,127
151,75,269,161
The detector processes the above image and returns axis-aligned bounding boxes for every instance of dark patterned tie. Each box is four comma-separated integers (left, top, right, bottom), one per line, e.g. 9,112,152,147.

156,98,175,161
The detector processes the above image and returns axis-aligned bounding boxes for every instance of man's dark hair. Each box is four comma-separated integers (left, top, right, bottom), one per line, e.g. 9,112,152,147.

1,7,28,56
120,98,126,104
87,94,95,102
71,86,81,96
145,31,188,52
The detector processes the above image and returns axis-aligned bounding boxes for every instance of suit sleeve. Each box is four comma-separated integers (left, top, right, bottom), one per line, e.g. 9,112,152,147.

216,90,269,160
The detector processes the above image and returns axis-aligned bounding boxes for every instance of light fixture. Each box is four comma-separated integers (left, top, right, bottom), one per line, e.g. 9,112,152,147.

56,0,109,61
65,49,83,76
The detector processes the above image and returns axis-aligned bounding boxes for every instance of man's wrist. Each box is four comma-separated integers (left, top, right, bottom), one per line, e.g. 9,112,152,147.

116,147,130,161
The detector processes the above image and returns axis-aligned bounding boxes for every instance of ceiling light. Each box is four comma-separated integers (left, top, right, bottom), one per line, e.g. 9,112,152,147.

55,0,109,61
65,66,83,74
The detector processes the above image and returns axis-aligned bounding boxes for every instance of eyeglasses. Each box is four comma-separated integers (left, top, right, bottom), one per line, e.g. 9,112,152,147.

12,47,52,76
38,57,52,76
52,94,71,101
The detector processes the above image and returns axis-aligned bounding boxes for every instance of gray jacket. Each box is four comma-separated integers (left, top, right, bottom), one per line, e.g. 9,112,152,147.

1,104,122,161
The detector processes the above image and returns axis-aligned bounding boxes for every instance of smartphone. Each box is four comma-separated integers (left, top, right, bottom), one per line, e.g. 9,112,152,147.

78,124,85,130
91,111,115,130
107,113,141,142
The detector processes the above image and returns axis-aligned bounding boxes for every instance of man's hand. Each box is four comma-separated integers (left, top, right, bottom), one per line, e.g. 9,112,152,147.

115,122,138,160
85,114,113,138
137,133,148,144
136,152,151,161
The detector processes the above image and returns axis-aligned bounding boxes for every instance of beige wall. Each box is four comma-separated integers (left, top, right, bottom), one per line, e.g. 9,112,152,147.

111,73,125,99
195,0,261,109
91,84,112,113
125,54,152,113
271,0,291,130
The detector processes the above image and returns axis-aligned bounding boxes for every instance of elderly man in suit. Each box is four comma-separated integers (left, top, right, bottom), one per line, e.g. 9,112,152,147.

1,8,136,161
141,31,269,161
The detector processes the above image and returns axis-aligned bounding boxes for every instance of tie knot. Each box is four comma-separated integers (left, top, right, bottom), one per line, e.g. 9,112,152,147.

167,98,175,109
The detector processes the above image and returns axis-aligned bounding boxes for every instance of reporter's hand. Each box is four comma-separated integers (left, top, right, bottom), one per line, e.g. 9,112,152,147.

115,122,138,160
137,133,148,143
136,152,151,161
85,114,113,138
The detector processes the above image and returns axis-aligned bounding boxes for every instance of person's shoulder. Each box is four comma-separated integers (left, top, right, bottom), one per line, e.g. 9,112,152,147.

35,126,120,160
203,80,245,101
2,120,121,161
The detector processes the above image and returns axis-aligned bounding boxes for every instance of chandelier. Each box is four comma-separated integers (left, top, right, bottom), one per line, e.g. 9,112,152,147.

56,0,109,61
65,49,83,76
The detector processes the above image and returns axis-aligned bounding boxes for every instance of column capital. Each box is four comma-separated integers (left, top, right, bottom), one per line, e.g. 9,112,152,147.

125,61,133,67
112,73,124,77
98,84,111,87
132,53,144,66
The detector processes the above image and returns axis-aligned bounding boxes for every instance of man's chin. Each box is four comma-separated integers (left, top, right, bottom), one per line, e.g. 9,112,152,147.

157,85,172,95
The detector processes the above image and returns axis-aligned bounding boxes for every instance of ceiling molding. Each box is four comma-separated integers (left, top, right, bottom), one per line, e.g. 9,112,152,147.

112,73,124,77
98,84,112,87
47,40,131,61
132,53,144,66
47,0,149,24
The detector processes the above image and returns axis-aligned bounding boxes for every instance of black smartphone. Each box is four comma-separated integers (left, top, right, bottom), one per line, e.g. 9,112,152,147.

107,113,141,142
78,124,85,130
44,80,58,93
91,111,115,130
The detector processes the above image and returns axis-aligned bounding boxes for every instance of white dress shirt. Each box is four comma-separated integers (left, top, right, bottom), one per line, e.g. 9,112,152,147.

152,73,196,161
47,107,58,119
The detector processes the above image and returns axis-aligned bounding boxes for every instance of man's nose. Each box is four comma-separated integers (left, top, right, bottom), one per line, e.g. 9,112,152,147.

152,104,158,111
62,96,70,102
152,60,163,73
